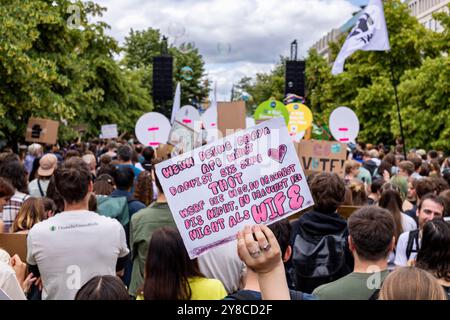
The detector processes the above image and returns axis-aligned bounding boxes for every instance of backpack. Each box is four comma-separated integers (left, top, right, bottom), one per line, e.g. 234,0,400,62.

292,229,348,293
96,195,130,226
225,289,306,300
406,229,420,260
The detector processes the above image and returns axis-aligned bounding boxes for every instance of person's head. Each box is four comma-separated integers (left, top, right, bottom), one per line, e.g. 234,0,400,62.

310,173,345,214
142,147,155,170
427,150,438,162
88,193,97,212
117,145,132,163
64,149,81,160
408,156,422,173
75,275,130,300
413,178,436,202
0,161,28,193
439,189,450,217
82,154,97,172
416,194,445,229
38,153,58,179
370,178,384,196
54,157,92,206
378,189,404,243
377,160,393,178
41,197,57,218
347,206,395,263
93,174,115,196
443,171,450,189
113,167,134,191
368,149,379,159
429,160,442,178
268,219,292,263
415,219,450,282
97,163,116,178
348,179,367,206
420,162,431,177
407,178,417,202
430,177,449,195
11,197,46,233
99,154,112,167
398,161,415,178
344,160,360,177
27,143,43,157
106,142,117,152
379,267,447,300
134,170,154,206
0,177,14,211
142,227,204,300
389,175,408,201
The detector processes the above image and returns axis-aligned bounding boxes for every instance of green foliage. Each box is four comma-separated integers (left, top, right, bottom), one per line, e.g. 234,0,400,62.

0,0,152,145
122,28,210,118
236,1,449,151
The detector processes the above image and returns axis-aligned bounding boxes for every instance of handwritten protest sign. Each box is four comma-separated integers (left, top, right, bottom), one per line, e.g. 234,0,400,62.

155,118,314,259
101,124,118,139
297,140,347,176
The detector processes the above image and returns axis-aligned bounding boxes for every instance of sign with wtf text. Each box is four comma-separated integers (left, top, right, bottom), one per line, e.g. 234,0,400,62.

155,118,314,259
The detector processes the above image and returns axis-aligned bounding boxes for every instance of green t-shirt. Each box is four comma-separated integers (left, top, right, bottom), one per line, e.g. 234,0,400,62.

312,270,389,300
128,202,177,296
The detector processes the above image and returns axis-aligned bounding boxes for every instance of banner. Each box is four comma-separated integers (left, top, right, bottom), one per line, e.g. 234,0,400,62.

297,140,347,176
101,124,118,139
156,118,314,259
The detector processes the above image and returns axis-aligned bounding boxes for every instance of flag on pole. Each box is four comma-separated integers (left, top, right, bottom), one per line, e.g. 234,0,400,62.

331,0,390,75
170,82,181,124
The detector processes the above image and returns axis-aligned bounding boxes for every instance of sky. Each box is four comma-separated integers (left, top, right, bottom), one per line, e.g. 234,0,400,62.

94,0,368,101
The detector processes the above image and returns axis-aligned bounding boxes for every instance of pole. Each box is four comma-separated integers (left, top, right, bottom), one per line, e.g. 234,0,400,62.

389,54,407,159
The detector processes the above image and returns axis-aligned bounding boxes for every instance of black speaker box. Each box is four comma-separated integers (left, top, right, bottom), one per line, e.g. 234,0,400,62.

152,56,173,101
285,60,305,97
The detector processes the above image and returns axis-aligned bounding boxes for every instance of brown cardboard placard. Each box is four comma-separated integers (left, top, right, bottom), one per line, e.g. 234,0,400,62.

217,101,246,137
25,117,59,145
0,233,27,262
297,140,347,176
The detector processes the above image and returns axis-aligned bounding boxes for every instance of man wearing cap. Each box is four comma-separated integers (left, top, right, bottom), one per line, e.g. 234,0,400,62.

28,154,58,198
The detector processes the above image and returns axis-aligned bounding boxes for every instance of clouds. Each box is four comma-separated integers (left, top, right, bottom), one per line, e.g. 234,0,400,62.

96,0,360,100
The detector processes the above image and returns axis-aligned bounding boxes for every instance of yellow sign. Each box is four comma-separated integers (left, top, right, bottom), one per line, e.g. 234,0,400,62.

286,103,313,134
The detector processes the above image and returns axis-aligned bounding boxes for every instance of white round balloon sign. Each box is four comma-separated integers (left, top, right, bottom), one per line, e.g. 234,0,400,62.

135,112,171,147
175,105,201,131
329,106,359,143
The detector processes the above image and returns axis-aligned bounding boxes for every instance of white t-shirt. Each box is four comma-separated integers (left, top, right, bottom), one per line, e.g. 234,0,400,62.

27,210,129,300
387,215,418,269
28,179,50,197
0,261,26,300
394,230,420,267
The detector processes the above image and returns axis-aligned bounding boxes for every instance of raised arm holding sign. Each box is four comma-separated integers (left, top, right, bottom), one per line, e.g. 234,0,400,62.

155,118,314,259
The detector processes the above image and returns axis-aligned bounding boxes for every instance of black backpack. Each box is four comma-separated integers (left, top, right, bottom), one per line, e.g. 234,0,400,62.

406,229,420,260
292,229,348,293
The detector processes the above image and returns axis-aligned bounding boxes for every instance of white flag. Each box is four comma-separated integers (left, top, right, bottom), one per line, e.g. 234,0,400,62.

332,0,390,75
170,82,181,124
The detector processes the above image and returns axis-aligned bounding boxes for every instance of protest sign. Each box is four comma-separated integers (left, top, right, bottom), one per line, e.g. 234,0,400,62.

254,99,289,125
168,120,201,155
329,106,360,143
175,105,201,131
285,103,313,135
155,118,314,259
217,101,246,137
25,118,59,145
297,140,347,176
101,124,118,139
135,112,171,147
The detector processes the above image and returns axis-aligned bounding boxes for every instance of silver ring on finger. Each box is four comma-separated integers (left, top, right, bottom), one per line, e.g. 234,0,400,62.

250,250,261,258
261,243,271,251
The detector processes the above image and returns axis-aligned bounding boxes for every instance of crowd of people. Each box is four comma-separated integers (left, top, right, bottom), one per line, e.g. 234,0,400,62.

0,138,448,300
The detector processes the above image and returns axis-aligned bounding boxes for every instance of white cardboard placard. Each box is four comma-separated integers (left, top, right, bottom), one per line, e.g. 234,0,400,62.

329,106,360,143
135,112,171,147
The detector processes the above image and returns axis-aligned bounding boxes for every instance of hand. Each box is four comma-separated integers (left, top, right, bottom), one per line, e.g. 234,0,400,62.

22,273,37,294
35,277,43,291
10,254,27,283
237,225,282,274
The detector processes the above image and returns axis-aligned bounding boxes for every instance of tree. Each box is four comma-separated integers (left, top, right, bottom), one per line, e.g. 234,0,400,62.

0,0,152,147
122,28,209,118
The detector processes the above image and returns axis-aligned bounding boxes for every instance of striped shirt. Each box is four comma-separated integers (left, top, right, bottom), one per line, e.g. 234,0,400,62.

0,191,29,233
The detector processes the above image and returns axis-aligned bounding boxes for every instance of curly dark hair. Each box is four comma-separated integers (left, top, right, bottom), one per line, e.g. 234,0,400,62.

133,170,154,206
416,219,450,282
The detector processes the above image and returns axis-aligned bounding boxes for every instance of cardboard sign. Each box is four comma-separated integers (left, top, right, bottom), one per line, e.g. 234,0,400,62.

297,140,347,176
168,120,201,155
155,118,314,259
135,112,171,147
217,101,246,137
329,106,359,143
254,99,289,125
25,118,59,145
286,103,313,134
0,233,27,262
101,124,118,139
